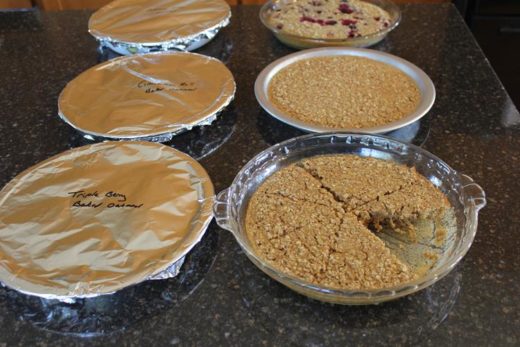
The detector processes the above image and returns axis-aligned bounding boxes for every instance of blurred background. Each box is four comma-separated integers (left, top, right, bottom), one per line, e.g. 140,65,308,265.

1,0,518,108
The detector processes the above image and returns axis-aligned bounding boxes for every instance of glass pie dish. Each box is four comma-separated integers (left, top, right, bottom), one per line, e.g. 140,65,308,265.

213,133,486,305
260,0,401,49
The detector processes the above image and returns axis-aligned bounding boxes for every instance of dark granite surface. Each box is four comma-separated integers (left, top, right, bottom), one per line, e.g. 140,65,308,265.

0,4,519,346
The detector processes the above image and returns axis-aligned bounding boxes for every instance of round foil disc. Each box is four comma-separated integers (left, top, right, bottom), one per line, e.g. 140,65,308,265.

0,142,214,299
58,52,235,141
88,0,231,48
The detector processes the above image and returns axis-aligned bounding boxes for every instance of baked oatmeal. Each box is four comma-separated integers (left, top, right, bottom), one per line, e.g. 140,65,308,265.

268,0,392,40
245,155,451,290
268,56,421,129
300,155,450,240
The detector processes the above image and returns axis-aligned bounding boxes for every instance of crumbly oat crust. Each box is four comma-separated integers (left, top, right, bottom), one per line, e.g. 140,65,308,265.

301,155,450,239
268,56,421,129
268,0,391,39
245,155,450,290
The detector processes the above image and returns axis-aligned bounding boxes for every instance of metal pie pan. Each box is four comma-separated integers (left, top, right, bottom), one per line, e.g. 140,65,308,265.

58,51,236,142
254,47,436,134
0,141,215,301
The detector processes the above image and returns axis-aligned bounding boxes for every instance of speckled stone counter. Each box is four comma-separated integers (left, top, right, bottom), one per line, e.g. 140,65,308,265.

0,4,519,346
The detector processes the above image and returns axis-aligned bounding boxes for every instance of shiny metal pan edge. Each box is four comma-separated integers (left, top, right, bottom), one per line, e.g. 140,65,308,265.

254,47,436,134
93,14,231,54
58,95,234,143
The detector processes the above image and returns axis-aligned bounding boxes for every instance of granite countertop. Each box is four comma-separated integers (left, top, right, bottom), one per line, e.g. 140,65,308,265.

0,4,519,346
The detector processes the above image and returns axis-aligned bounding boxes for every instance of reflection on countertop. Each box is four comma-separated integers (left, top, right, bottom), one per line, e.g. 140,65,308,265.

3,227,219,337
238,263,462,345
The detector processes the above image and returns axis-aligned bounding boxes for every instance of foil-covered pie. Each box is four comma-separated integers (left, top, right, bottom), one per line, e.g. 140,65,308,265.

58,52,235,142
0,142,214,300
89,0,231,54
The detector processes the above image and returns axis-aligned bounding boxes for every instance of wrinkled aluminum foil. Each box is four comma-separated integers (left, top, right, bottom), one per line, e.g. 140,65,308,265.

88,0,231,54
0,142,215,301
58,51,236,142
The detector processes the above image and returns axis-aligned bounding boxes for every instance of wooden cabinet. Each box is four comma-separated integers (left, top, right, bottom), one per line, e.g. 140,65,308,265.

1,0,451,10
35,0,237,8
33,0,112,10
0,0,33,9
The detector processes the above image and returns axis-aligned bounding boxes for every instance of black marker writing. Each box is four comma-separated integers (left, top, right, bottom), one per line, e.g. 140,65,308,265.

72,200,103,208
107,203,143,209
137,80,196,93
68,190,99,199
105,191,127,202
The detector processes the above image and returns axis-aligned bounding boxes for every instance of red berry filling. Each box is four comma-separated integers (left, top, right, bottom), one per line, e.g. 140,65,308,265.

338,3,354,14
300,16,339,26
300,16,316,23
341,19,357,26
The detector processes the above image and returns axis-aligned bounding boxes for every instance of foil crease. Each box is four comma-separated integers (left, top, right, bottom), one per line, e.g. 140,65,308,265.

58,52,236,141
88,0,231,53
0,142,215,301
148,256,185,280
97,16,231,54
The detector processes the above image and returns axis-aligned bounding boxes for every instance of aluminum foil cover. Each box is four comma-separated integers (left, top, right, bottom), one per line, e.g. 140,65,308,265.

58,52,235,141
88,0,231,46
0,142,214,300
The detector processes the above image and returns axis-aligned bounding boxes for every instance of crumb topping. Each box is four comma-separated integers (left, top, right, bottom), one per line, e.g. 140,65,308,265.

245,155,450,290
268,0,391,39
268,56,421,129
